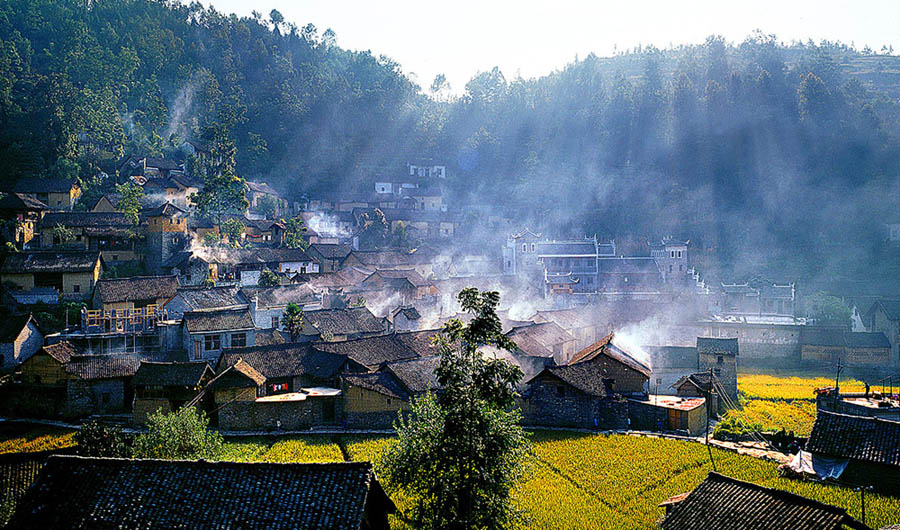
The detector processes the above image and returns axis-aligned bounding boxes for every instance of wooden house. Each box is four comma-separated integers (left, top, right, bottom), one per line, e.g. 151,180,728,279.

92,275,179,311
213,344,353,430
0,251,103,301
522,361,629,430
6,457,395,530
341,356,440,429
864,299,900,364
306,243,352,273
132,361,214,424
659,472,870,530
38,212,137,264
12,178,81,211
696,337,738,398
392,306,421,331
805,411,900,494
0,192,48,249
182,307,255,362
801,329,891,367
0,314,43,370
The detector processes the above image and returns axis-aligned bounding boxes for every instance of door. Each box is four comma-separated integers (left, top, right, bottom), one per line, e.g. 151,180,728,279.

193,341,201,360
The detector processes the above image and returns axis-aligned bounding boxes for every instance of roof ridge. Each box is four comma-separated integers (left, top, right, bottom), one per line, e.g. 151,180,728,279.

703,472,860,518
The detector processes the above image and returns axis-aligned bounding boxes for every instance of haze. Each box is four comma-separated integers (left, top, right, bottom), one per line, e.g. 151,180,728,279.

206,0,900,93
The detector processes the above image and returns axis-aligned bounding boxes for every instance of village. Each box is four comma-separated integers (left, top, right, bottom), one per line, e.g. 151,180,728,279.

0,155,898,528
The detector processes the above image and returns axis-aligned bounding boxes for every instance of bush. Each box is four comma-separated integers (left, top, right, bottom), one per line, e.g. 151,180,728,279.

75,420,128,457
132,408,223,460
713,415,763,441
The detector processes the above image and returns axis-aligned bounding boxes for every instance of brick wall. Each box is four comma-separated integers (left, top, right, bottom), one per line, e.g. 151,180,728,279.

218,396,339,431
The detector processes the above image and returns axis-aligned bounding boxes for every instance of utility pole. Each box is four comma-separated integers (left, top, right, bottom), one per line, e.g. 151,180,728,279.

834,358,844,395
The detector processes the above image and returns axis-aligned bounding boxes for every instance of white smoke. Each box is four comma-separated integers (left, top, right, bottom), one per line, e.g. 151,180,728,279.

165,77,200,140
306,211,351,238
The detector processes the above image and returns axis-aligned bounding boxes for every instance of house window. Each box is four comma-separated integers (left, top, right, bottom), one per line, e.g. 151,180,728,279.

717,355,723,365
271,316,279,329
522,243,527,253
73,284,80,293
232,333,247,348
670,250,675,258
714,368,722,376
557,386,565,397
677,250,683,258
204,334,221,351
531,243,535,252
668,264,673,273
387,398,392,405
101,393,110,404
112,255,118,261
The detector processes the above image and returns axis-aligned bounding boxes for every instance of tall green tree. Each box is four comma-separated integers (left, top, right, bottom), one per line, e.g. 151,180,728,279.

132,408,223,460
114,182,144,226
282,302,305,341
806,291,853,329
283,217,309,249
382,288,529,530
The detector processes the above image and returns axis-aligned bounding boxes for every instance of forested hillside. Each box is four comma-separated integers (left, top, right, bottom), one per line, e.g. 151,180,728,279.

2,0,900,282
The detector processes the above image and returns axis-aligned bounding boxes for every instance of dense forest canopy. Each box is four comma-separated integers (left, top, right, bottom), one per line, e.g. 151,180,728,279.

2,0,900,284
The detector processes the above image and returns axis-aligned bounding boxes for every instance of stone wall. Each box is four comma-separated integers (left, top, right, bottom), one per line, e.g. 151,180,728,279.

523,376,628,430
218,396,339,431
65,379,126,417
133,397,172,424
628,399,670,432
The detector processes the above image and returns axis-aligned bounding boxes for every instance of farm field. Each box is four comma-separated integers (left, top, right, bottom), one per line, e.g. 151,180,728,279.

0,424,898,528
737,373,867,401
0,422,76,454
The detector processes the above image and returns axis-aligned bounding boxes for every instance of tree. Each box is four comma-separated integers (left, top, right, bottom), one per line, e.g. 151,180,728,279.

132,408,223,460
75,420,128,457
258,267,280,287
220,217,245,248
382,288,529,530
358,208,388,249
283,217,309,249
806,291,852,329
114,181,144,226
256,194,278,219
53,224,76,247
188,123,249,223
282,302,305,341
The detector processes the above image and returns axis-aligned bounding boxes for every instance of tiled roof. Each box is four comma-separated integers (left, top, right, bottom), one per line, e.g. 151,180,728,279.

308,243,352,260
672,372,716,392
0,192,49,210
365,269,429,287
133,361,212,387
40,341,79,364
536,362,611,397
0,251,101,273
384,356,441,394
393,307,421,320
246,181,280,195
660,472,869,530
240,284,319,308
303,307,387,336
866,299,900,321
183,308,254,333
570,333,651,377
41,211,129,228
696,337,739,356
842,332,891,348
254,328,286,346
806,411,900,468
96,275,179,304
142,157,184,170
342,371,409,400
7,456,394,530
214,358,267,388
202,247,313,266
217,344,348,381
533,309,595,330
296,267,373,290
0,314,36,342
507,322,575,349
314,334,420,369
65,354,143,380
801,328,846,347
143,202,186,217
171,286,247,311
393,330,442,357
12,177,77,194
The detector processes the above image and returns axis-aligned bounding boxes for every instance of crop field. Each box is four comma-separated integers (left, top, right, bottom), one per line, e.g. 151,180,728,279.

0,425,898,529
0,423,76,454
737,373,867,401
721,399,818,435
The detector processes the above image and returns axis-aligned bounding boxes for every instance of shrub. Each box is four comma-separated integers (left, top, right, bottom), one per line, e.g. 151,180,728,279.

133,408,223,460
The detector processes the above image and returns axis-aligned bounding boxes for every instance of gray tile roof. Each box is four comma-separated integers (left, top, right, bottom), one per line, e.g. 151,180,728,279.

65,354,143,380
308,243,352,260
183,308,254,333
660,472,869,530
303,307,387,336
806,411,900,468
867,299,900,321
314,334,420,369
132,361,213,387
217,343,348,381
7,456,394,530
40,341,79,364
365,269,429,287
0,251,101,274
696,337,739,356
570,334,651,377
0,314,37,342
12,177,78,194
535,362,611,397
342,371,408,400
173,286,247,311
0,193,49,211
96,275,179,304
240,284,318,308
40,211,129,228
384,356,441,394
